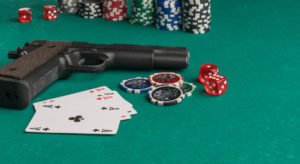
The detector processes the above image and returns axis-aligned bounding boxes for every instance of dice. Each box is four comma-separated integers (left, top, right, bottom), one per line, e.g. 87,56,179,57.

204,74,228,96
44,5,59,20
199,64,218,84
18,8,32,23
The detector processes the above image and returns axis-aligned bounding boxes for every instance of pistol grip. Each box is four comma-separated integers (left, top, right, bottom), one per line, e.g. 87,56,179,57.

0,41,71,109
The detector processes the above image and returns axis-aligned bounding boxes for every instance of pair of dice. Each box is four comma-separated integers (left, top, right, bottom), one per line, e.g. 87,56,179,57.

199,64,228,96
18,5,59,23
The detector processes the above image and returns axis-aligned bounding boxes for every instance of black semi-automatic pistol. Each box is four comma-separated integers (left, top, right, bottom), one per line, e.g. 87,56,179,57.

0,40,189,109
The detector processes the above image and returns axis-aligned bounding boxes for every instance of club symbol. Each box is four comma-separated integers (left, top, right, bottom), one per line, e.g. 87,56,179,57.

93,129,100,132
43,128,50,131
101,107,107,110
68,115,84,122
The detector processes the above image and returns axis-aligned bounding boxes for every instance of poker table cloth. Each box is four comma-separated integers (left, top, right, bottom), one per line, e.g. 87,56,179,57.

1,0,300,163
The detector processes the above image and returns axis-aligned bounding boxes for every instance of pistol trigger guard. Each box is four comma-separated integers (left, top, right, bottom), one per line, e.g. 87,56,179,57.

66,51,111,72
68,58,108,72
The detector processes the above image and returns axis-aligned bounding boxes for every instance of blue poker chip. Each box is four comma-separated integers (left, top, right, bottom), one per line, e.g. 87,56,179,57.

155,0,182,31
120,77,153,94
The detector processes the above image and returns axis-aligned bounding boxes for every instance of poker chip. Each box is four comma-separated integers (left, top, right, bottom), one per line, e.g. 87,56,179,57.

148,85,185,106
120,77,153,94
180,82,196,97
129,0,155,26
182,0,211,34
155,0,182,31
77,0,102,19
149,72,184,87
102,0,128,21
58,0,82,14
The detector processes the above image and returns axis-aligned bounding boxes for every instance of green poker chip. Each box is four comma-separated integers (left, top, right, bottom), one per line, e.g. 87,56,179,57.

180,82,196,97
129,0,155,26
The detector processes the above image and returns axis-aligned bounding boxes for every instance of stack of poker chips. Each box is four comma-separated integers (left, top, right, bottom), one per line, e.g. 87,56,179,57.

119,73,196,106
148,72,196,106
102,0,128,21
58,0,81,13
129,0,155,26
77,0,102,19
155,0,182,31
182,0,211,34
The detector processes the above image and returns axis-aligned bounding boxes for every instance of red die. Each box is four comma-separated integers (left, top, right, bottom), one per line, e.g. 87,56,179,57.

44,5,59,20
199,64,218,84
204,74,228,96
18,8,32,23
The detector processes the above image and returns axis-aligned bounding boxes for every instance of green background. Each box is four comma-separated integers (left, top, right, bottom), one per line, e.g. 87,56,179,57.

0,0,300,163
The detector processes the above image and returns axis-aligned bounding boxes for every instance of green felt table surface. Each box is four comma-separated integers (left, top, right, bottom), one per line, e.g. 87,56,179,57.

0,0,300,163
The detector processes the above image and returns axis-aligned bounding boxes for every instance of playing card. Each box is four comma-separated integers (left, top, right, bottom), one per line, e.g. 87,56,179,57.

25,109,120,135
34,87,137,119
78,90,137,115
33,86,112,110
35,97,132,120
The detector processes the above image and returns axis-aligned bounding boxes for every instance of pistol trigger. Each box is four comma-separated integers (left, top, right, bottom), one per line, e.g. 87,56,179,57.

68,55,108,72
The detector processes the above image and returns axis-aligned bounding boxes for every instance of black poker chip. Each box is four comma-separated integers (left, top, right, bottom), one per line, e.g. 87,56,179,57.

148,85,185,106
77,0,102,19
182,0,211,34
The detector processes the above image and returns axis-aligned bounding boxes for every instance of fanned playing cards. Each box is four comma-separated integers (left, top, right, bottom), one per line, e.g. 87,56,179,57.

25,86,137,135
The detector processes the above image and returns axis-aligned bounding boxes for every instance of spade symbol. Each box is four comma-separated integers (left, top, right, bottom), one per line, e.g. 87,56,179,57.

68,115,84,122
93,129,100,132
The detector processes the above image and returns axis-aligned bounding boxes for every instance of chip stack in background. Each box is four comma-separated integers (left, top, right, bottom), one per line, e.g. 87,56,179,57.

182,0,211,34
129,0,155,26
77,0,102,19
58,0,81,13
155,0,182,31
102,0,128,21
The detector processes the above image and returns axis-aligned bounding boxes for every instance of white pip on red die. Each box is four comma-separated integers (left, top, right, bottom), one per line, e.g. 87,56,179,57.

199,64,218,84
204,74,228,96
18,8,32,23
44,5,59,21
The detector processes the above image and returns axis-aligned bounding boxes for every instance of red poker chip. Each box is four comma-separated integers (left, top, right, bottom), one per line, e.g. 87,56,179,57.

103,9,127,14
104,16,127,21
102,0,127,21
103,11,127,20
149,72,184,87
